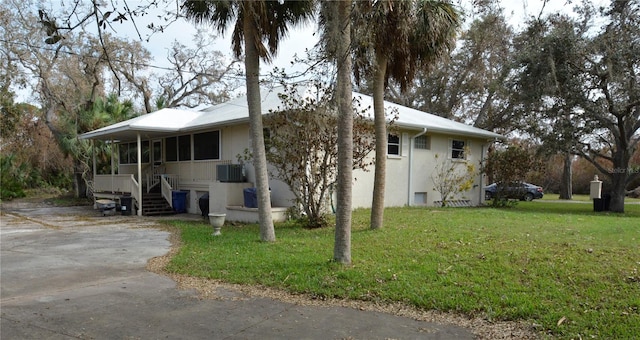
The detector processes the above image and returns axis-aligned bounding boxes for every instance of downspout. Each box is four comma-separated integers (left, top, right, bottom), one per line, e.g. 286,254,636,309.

407,128,428,206
137,133,143,216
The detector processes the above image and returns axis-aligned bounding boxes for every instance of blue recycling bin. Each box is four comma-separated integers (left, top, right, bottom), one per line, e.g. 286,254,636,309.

172,190,188,213
243,187,258,208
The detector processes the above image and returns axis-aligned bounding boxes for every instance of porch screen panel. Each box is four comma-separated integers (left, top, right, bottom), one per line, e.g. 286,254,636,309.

127,143,137,164
166,137,177,162
119,144,129,164
178,135,191,161
193,131,220,160
141,140,150,163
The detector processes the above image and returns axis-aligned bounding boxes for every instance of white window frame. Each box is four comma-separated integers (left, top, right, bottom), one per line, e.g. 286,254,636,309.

388,134,401,156
450,139,467,160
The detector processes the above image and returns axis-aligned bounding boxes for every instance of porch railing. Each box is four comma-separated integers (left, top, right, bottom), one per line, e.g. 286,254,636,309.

131,177,140,210
161,174,179,208
145,164,166,193
93,174,136,194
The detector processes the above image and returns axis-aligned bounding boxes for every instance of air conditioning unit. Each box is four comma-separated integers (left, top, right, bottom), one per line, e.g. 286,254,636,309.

216,164,245,183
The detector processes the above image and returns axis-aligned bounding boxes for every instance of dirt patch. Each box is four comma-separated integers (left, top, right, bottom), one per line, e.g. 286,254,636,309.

147,226,540,340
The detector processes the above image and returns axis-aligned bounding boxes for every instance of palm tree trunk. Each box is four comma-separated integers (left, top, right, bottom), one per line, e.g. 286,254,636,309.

370,51,388,230
243,13,276,242
334,0,353,265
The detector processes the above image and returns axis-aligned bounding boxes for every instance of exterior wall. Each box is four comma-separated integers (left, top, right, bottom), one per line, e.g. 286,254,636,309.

114,125,489,214
351,129,488,208
410,132,487,207
168,125,253,214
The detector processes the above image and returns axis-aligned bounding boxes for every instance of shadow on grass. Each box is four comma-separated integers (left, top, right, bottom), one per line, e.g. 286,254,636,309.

505,200,640,218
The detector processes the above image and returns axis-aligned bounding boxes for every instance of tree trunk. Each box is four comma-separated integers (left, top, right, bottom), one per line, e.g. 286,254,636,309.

370,51,388,230
608,171,627,213
72,160,87,198
333,0,353,265
559,151,572,200
243,14,276,242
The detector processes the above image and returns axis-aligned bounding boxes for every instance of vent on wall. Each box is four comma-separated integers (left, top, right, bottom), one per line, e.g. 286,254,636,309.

217,164,245,182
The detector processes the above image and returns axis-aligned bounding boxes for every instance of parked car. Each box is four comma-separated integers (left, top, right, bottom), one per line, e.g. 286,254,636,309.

484,182,544,201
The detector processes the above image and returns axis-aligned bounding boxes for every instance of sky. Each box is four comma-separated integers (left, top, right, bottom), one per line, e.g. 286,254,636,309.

117,0,588,78
13,0,600,103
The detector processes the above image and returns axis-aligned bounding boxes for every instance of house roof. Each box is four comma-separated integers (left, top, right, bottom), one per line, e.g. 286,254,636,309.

80,85,504,142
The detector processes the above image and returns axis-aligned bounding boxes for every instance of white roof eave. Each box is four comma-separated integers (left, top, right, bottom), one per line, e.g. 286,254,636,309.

80,85,506,143
396,122,505,141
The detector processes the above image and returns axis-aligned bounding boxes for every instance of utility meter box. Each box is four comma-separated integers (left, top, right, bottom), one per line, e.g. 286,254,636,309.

590,175,602,199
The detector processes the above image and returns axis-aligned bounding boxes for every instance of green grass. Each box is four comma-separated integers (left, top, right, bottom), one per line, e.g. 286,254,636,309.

165,202,640,339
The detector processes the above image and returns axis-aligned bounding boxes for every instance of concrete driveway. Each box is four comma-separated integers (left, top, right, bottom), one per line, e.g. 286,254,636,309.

1,203,474,339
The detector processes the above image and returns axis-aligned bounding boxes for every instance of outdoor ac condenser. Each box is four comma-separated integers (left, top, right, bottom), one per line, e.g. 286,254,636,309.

216,164,245,182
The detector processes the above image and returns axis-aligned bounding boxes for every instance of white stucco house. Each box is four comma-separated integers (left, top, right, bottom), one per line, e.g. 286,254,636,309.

80,85,504,220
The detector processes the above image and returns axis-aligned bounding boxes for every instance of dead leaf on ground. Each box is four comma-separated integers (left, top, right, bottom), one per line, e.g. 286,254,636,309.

557,316,567,326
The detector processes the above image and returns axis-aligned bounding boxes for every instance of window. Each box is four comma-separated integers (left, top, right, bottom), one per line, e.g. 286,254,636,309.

165,137,177,162
414,192,427,205
451,139,466,159
414,135,430,150
118,141,149,164
165,135,192,162
193,131,220,160
388,134,400,156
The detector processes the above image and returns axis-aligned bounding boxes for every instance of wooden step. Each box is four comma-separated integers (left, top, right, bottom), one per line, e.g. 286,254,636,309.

141,193,175,216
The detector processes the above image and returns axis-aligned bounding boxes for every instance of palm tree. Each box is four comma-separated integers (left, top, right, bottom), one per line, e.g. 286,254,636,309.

182,0,314,242
318,1,354,264
352,0,460,230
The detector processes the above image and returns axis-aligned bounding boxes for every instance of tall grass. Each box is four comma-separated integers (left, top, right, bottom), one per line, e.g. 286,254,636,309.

165,202,640,339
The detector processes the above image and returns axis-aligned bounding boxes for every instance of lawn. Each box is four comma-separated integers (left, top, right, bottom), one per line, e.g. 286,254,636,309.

165,201,640,339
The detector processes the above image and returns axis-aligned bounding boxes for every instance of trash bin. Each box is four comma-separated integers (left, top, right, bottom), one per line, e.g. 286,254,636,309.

172,190,188,213
594,198,605,212
120,196,133,216
243,187,258,208
198,193,210,217
593,194,612,212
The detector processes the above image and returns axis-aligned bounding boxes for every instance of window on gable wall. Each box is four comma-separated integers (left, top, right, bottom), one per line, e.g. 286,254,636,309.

388,134,400,156
414,135,430,150
450,139,466,159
